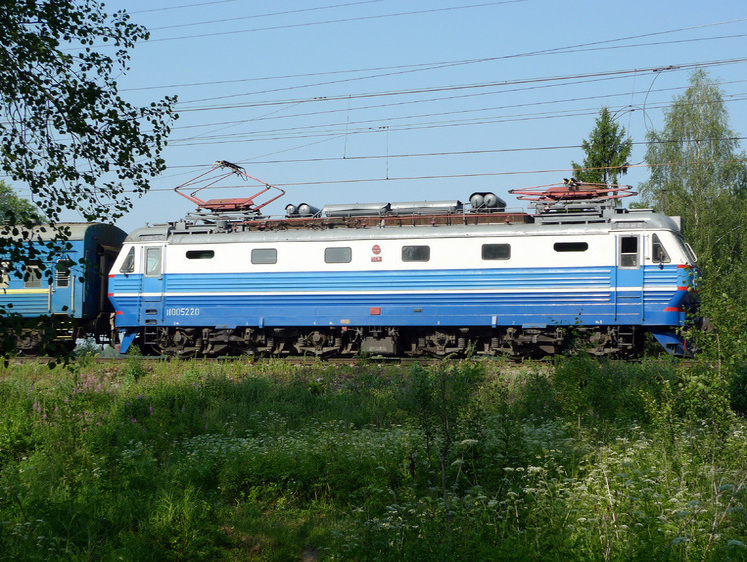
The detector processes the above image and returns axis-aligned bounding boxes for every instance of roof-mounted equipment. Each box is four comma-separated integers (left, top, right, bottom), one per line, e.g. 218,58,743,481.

510,179,636,205
510,179,637,224
174,161,285,214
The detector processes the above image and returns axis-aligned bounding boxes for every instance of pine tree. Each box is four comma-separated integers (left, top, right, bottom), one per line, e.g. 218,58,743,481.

571,107,633,185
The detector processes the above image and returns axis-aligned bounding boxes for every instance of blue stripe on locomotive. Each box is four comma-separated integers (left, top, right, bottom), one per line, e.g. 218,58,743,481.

110,264,693,332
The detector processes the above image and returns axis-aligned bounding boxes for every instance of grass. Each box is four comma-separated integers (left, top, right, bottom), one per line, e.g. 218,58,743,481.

0,356,745,560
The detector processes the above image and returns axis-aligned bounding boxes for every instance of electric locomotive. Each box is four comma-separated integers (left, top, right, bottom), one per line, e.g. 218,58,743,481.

108,165,698,357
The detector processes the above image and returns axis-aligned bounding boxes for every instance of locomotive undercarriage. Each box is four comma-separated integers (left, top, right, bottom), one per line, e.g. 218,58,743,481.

140,324,642,359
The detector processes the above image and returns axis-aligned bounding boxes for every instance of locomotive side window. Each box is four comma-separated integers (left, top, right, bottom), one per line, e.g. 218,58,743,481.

24,264,42,288
619,236,639,268
186,250,214,260
651,234,671,264
325,247,352,264
120,247,135,273
482,244,511,260
554,242,588,252
251,248,277,264
402,245,430,262
55,259,73,288
145,247,162,277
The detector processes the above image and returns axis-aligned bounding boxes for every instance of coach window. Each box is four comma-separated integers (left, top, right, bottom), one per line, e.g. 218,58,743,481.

482,243,511,260
651,234,671,264
251,248,277,264
619,236,639,268
554,242,589,252
24,264,42,288
120,247,135,273
325,247,352,264
145,247,162,277
402,245,430,262
55,259,73,288
186,250,214,260
0,261,9,289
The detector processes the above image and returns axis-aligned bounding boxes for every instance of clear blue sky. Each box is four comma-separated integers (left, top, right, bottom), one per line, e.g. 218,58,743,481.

43,1,747,231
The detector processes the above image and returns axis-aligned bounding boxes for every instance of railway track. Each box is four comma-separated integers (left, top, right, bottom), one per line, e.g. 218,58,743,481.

3,354,702,369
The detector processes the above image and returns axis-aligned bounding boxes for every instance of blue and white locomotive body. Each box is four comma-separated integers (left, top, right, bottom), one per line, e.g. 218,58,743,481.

109,200,698,357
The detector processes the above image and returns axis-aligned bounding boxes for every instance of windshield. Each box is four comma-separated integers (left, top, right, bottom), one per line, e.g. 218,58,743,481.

676,234,698,264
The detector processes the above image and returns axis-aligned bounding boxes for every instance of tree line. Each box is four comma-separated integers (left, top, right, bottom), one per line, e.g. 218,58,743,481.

574,70,747,364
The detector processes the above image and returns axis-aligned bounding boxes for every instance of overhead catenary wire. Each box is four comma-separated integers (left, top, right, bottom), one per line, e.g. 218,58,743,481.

129,0,242,14
164,95,747,147
119,17,747,94
143,1,527,43
56,155,740,195
174,58,747,112
148,0,392,31
175,33,747,106
170,79,747,132
160,136,747,169
11,136,741,188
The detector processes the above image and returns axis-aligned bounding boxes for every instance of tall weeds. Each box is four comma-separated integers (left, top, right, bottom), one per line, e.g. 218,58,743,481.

0,357,744,560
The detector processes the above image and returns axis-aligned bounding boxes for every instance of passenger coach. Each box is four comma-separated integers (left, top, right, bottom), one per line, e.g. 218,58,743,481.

1,223,126,351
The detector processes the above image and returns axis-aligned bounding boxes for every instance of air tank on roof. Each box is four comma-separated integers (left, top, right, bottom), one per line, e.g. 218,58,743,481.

469,192,506,211
297,203,320,217
286,203,320,217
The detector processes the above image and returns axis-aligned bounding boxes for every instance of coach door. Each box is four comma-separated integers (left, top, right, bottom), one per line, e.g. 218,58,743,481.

616,235,643,324
139,245,166,325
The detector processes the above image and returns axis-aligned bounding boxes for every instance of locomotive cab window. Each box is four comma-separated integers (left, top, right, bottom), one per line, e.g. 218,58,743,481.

554,242,588,252
651,234,671,264
186,250,214,260
619,236,639,268
251,248,277,264
24,264,42,288
402,245,430,262
482,244,511,260
120,247,135,274
144,247,162,277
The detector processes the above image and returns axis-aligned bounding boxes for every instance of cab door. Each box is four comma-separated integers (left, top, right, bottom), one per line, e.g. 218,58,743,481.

616,234,643,324
139,245,166,325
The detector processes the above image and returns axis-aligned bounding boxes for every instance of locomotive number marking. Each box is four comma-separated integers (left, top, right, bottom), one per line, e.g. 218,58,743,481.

166,307,200,316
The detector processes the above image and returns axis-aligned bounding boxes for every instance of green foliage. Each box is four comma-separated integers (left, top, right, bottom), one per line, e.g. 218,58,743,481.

553,356,678,424
639,70,747,235
571,106,633,185
0,1,176,226
0,180,44,224
639,69,747,366
0,358,746,560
